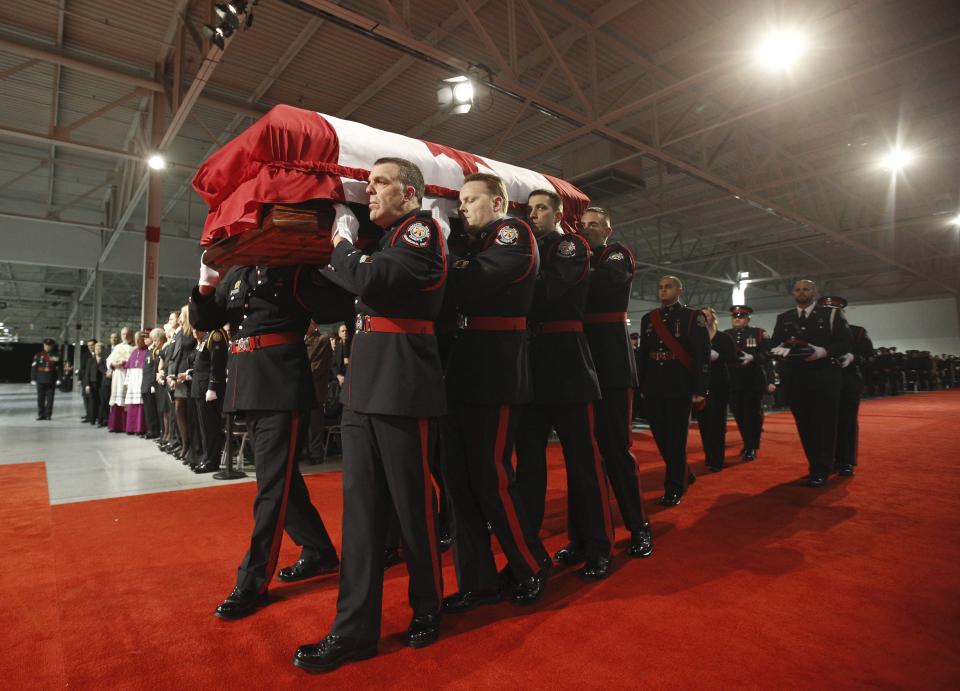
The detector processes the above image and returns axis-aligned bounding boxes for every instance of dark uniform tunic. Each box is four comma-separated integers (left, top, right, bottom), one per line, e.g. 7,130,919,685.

80,348,101,425
515,230,613,562
443,216,550,592
583,241,648,534
191,329,228,466
696,331,736,469
768,305,853,479
636,302,711,497
836,324,873,469
97,345,112,425
31,350,60,419
141,343,161,437
724,325,771,454
190,264,344,596
319,209,448,643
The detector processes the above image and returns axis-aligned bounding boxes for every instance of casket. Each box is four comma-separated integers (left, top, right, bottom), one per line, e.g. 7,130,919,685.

194,105,590,266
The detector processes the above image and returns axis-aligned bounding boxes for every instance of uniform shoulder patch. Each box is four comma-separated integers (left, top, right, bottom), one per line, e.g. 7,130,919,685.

359,254,374,264
494,225,519,246
453,259,470,269
606,251,625,261
557,239,577,257
401,221,432,248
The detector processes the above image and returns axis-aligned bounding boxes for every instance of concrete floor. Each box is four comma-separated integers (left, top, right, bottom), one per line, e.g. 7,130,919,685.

0,383,340,505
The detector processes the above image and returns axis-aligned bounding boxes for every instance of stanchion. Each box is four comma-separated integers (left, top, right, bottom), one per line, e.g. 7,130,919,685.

214,413,247,480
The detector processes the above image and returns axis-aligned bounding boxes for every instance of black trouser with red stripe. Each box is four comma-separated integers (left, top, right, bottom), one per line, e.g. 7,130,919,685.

835,371,862,468
331,408,443,642
729,389,764,451
515,401,613,561
444,403,550,591
235,410,337,595
644,396,694,496
594,389,648,533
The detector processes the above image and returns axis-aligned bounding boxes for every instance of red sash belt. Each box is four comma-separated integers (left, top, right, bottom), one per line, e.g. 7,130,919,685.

584,311,628,324
538,320,583,334
457,315,527,331
357,315,435,335
649,352,680,362
230,331,302,354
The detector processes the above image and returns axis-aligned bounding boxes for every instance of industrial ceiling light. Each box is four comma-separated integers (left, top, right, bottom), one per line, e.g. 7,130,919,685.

950,213,960,226
755,30,808,70
880,148,913,173
437,76,475,115
203,0,256,50
147,154,166,171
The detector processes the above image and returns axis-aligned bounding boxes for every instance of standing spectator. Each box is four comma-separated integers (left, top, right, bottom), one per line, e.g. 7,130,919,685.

331,322,351,386
97,333,118,427
124,331,149,435
304,325,335,463
30,338,61,420
696,308,736,471
190,326,228,474
80,339,100,425
106,331,134,432
167,305,197,462
142,329,164,439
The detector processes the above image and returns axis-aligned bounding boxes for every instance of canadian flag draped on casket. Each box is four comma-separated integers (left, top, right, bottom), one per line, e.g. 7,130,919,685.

193,104,590,266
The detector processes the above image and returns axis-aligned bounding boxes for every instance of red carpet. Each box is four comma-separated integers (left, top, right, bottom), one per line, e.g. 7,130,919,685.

2,392,959,688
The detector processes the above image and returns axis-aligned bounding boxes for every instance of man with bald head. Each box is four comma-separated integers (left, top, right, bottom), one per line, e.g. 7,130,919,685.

768,279,852,487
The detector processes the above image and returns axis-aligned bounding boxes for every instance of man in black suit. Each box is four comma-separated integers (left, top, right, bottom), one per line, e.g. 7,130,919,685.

79,339,99,424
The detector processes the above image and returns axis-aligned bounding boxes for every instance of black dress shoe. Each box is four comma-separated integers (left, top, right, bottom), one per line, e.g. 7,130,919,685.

292,635,378,673
498,566,517,597
627,526,654,559
442,589,501,614
553,543,586,566
214,587,269,620
406,613,441,649
278,554,340,583
193,462,220,474
742,449,757,461
658,492,681,507
512,568,549,605
383,547,403,570
838,464,855,477
687,471,697,486
579,555,611,581
807,474,826,488
706,464,723,472
36,416,45,421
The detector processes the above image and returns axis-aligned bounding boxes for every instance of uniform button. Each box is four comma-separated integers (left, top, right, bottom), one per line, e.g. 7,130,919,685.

238,325,244,330
257,280,262,286
244,303,249,309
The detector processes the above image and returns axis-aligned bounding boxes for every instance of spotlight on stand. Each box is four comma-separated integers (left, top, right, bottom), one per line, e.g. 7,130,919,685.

437,76,475,115
203,1,257,51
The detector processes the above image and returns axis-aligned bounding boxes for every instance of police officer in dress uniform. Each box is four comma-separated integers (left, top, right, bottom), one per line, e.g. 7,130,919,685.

817,296,873,477
294,157,447,673
698,308,737,471
190,327,228,474
724,305,773,461
190,263,344,619
440,173,551,616
31,338,61,420
515,189,614,580
767,280,853,487
636,276,711,507
578,206,653,558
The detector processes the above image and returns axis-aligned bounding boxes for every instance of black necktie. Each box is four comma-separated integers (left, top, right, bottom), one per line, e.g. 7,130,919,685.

799,309,808,322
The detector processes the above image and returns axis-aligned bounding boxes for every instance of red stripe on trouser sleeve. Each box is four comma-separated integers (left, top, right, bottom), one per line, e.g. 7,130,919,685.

418,418,443,606
260,411,299,594
586,402,615,545
492,404,541,574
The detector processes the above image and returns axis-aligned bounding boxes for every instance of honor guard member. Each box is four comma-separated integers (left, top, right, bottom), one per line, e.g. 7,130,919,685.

637,276,711,507
515,189,614,581
768,280,853,487
441,173,551,615
190,260,344,618
577,207,653,558
817,296,873,477
724,305,772,461
31,338,61,420
294,157,447,673
190,326,228,474
697,308,737,471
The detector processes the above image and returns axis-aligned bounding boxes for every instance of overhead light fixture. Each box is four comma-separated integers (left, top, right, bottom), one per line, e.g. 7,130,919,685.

755,30,808,70
437,76,475,114
950,213,960,226
203,0,256,50
147,153,166,171
880,148,913,173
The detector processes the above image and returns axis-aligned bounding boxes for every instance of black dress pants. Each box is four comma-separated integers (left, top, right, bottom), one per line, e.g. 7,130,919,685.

236,410,336,595
836,372,862,468
594,388,647,533
783,367,842,478
331,408,443,642
644,396,694,496
515,401,613,560
445,403,549,592
729,389,764,451
697,387,729,469
36,383,55,418
98,380,111,424
196,396,225,464
143,389,160,436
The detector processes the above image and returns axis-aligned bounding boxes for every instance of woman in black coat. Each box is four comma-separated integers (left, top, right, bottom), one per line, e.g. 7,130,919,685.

696,307,737,471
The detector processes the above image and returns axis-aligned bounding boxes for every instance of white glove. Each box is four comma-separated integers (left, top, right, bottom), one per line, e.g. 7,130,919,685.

806,345,828,361
710,349,719,362
84,385,91,393
199,258,221,288
205,389,218,402
770,346,791,358
150,386,155,394
332,203,359,244
30,381,36,386
840,353,855,368
739,352,754,365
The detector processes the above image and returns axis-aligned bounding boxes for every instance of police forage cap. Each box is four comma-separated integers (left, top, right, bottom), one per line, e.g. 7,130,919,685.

817,295,848,308
730,305,754,316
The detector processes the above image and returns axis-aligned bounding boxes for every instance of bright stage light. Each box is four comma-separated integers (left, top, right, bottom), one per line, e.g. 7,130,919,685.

950,214,960,226
437,76,475,115
880,148,913,173
755,30,808,70
147,154,166,171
